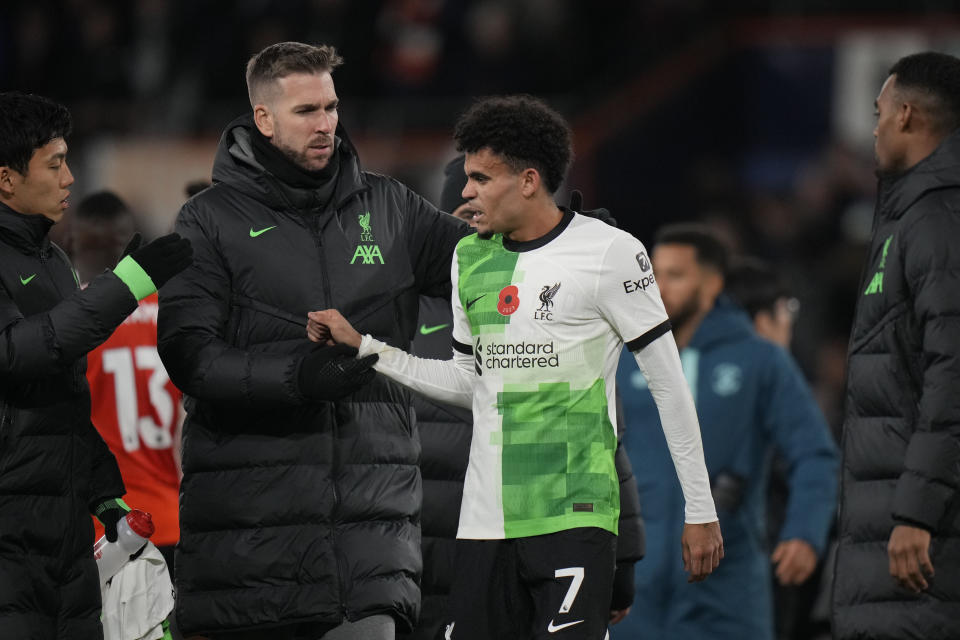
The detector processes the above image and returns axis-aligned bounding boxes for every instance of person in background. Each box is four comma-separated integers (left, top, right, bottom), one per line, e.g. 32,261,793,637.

724,257,798,349
68,191,184,576
404,155,645,638
614,224,837,640
0,91,191,640
726,256,834,640
832,51,960,640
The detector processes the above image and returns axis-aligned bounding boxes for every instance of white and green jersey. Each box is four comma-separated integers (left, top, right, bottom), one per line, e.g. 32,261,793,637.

359,210,716,540
447,212,670,539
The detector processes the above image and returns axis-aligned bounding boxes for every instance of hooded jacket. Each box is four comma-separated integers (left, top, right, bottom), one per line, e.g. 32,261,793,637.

0,203,131,639
613,299,837,640
832,130,960,640
157,116,468,635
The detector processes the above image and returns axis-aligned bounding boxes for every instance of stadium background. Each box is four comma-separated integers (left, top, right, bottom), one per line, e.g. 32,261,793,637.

3,2,959,635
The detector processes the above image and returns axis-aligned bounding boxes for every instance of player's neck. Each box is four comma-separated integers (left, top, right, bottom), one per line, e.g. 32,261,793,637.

504,201,563,243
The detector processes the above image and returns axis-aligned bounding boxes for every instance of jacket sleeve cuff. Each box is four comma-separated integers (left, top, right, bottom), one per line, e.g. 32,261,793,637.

610,561,636,611
892,472,953,532
891,432,960,532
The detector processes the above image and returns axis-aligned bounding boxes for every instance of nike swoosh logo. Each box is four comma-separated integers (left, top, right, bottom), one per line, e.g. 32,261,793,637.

547,619,584,633
20,274,36,286
465,294,486,310
419,323,449,335
249,225,277,237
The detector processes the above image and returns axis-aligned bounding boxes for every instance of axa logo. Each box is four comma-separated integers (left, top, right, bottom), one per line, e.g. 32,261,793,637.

350,211,384,264
350,245,384,264
535,282,560,321
864,235,893,296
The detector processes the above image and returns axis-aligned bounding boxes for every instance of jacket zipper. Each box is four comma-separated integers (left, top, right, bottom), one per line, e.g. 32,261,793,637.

309,201,347,619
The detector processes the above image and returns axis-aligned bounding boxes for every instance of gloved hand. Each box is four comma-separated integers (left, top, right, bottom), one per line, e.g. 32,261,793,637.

297,343,378,402
114,232,193,300
127,232,193,288
94,498,131,543
569,190,618,228
610,561,636,611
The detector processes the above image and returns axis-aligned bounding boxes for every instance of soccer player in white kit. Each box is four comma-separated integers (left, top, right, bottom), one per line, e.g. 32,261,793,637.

308,95,722,640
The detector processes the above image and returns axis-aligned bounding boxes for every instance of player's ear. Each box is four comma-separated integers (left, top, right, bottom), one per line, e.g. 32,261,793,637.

519,168,540,198
253,104,274,138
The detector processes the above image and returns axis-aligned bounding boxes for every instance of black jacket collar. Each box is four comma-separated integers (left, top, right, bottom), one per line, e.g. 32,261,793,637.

877,128,960,222
0,201,54,253
211,114,368,214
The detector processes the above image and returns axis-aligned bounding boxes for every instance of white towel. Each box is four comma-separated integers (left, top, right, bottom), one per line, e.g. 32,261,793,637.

100,542,175,640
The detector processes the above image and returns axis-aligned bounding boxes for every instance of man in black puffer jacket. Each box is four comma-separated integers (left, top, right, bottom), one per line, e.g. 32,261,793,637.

0,92,192,639
404,156,645,639
157,43,468,639
832,52,960,639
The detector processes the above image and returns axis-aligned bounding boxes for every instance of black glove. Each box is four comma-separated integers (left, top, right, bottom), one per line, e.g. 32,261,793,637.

126,232,194,289
569,190,618,228
610,561,636,611
297,343,378,402
94,498,131,543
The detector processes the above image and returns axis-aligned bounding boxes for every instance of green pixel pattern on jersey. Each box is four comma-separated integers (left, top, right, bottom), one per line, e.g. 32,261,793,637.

456,235,520,334
496,379,619,538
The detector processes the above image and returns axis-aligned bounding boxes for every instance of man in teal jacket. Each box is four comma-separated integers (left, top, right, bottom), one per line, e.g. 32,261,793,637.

612,224,837,640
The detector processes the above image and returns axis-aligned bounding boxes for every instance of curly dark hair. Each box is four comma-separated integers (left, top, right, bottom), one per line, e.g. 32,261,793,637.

0,92,72,175
890,52,960,135
453,95,572,194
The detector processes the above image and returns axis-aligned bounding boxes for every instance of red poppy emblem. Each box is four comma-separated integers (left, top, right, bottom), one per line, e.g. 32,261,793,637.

497,285,520,315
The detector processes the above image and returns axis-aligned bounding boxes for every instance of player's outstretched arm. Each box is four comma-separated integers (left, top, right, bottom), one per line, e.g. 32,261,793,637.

308,309,474,408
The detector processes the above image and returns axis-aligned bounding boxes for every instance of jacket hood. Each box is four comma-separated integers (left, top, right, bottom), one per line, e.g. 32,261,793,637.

210,114,368,212
688,295,755,352
878,128,960,220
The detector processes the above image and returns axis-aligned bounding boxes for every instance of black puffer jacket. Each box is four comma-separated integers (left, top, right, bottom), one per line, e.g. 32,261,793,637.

0,204,131,640
833,131,960,639
157,116,468,635
402,297,645,640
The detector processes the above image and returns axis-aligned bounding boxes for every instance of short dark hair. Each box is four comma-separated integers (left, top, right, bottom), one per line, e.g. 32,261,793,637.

0,92,72,175
725,257,790,319
75,191,132,222
654,223,729,275
246,42,344,107
889,52,960,134
453,95,572,194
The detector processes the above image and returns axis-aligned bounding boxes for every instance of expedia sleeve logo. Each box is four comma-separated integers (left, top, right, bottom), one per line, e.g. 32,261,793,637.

623,273,656,293
624,252,655,292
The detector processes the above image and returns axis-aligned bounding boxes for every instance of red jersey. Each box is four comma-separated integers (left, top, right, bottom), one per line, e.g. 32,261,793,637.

87,293,181,546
